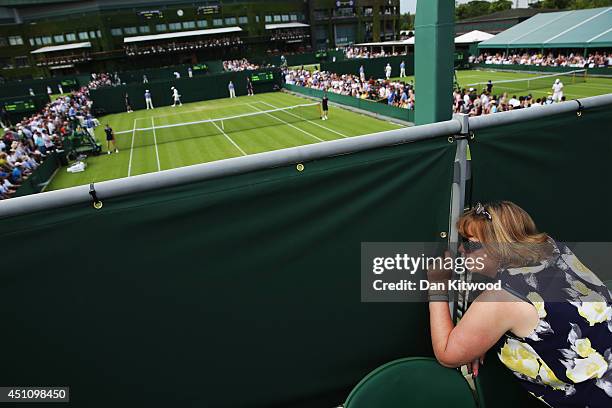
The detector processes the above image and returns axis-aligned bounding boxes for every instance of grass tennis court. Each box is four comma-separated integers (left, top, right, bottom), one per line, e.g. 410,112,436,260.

392,68,612,100
47,92,403,191
47,69,612,192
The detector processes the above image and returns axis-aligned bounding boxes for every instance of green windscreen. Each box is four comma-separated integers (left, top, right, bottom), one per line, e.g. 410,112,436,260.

469,106,612,242
0,137,454,407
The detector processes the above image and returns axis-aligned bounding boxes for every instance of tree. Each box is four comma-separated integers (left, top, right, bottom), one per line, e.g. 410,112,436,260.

455,1,493,20
530,0,612,9
572,0,612,8
489,0,513,12
542,0,573,8
400,12,415,31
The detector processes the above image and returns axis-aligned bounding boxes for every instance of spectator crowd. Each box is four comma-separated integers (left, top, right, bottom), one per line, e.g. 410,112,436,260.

453,86,565,117
36,53,92,67
270,29,310,42
223,59,260,71
285,66,576,117
0,89,97,200
125,36,243,57
473,51,612,68
344,46,411,59
283,68,415,110
88,72,118,89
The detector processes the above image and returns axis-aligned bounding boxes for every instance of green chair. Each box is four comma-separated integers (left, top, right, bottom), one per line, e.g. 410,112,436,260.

344,357,477,408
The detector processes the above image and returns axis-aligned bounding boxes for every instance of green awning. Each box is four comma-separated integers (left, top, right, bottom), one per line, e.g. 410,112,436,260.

479,7,612,49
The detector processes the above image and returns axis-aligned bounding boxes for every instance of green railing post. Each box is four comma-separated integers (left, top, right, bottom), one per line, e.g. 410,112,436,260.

414,0,455,125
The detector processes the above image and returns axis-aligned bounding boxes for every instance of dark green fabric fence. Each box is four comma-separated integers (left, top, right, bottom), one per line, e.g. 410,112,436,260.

0,76,82,98
284,83,414,123
466,105,612,408
14,152,60,197
470,64,612,77
90,69,282,114
0,137,455,408
469,106,612,242
321,55,415,78
114,61,224,84
251,50,346,68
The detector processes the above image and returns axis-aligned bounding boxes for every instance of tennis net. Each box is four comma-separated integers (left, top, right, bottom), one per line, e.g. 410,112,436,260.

114,103,321,150
465,69,586,94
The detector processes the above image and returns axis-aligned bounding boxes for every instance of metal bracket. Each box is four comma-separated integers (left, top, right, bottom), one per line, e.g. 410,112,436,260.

449,113,471,143
576,99,584,117
89,183,103,209
452,113,470,135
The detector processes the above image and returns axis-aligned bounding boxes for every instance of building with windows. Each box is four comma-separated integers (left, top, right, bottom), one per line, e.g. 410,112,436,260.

308,0,400,50
0,0,399,80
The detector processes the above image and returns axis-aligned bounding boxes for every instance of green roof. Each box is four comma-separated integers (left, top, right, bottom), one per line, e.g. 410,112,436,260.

479,7,612,49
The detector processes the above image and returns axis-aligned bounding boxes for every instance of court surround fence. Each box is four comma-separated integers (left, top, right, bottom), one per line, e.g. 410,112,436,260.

0,93,611,408
471,63,612,77
0,76,84,99
321,54,415,78
89,69,283,114
13,151,61,197
283,83,415,123
0,61,226,100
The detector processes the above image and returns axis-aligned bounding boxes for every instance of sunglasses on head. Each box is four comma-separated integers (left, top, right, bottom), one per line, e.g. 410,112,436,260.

474,202,492,221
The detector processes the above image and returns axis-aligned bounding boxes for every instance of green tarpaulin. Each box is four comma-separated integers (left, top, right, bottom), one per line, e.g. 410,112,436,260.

0,137,454,407
469,106,612,241
479,7,612,49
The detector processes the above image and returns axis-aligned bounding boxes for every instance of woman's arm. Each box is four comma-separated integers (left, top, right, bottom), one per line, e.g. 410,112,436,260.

430,290,536,368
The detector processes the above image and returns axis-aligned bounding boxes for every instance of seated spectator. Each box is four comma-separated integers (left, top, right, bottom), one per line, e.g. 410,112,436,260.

344,46,411,59
473,51,611,68
124,36,243,58
0,85,96,200
223,58,259,71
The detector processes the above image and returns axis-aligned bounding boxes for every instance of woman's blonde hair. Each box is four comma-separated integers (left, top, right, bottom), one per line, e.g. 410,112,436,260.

457,201,552,268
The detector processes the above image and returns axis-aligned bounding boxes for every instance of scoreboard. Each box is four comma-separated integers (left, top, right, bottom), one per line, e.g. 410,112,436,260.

137,10,163,19
4,99,37,113
1,94,49,115
251,72,275,82
197,5,220,15
335,0,355,7
60,79,77,86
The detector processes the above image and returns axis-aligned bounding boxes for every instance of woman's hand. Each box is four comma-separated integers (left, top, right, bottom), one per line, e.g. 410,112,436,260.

427,250,453,283
467,354,485,377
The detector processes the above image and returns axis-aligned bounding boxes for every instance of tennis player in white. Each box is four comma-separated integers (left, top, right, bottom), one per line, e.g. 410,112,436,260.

145,90,154,110
171,87,182,107
552,79,564,103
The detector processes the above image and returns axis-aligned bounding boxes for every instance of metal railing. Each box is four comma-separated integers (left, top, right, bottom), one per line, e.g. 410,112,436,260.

1,93,611,219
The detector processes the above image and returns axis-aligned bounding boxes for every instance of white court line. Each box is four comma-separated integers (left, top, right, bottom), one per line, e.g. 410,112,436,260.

142,101,273,120
211,120,247,156
247,103,324,142
151,117,161,171
258,100,348,138
114,103,318,134
127,117,138,177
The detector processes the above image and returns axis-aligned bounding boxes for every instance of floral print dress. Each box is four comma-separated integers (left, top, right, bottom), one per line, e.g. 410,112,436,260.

495,241,612,407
